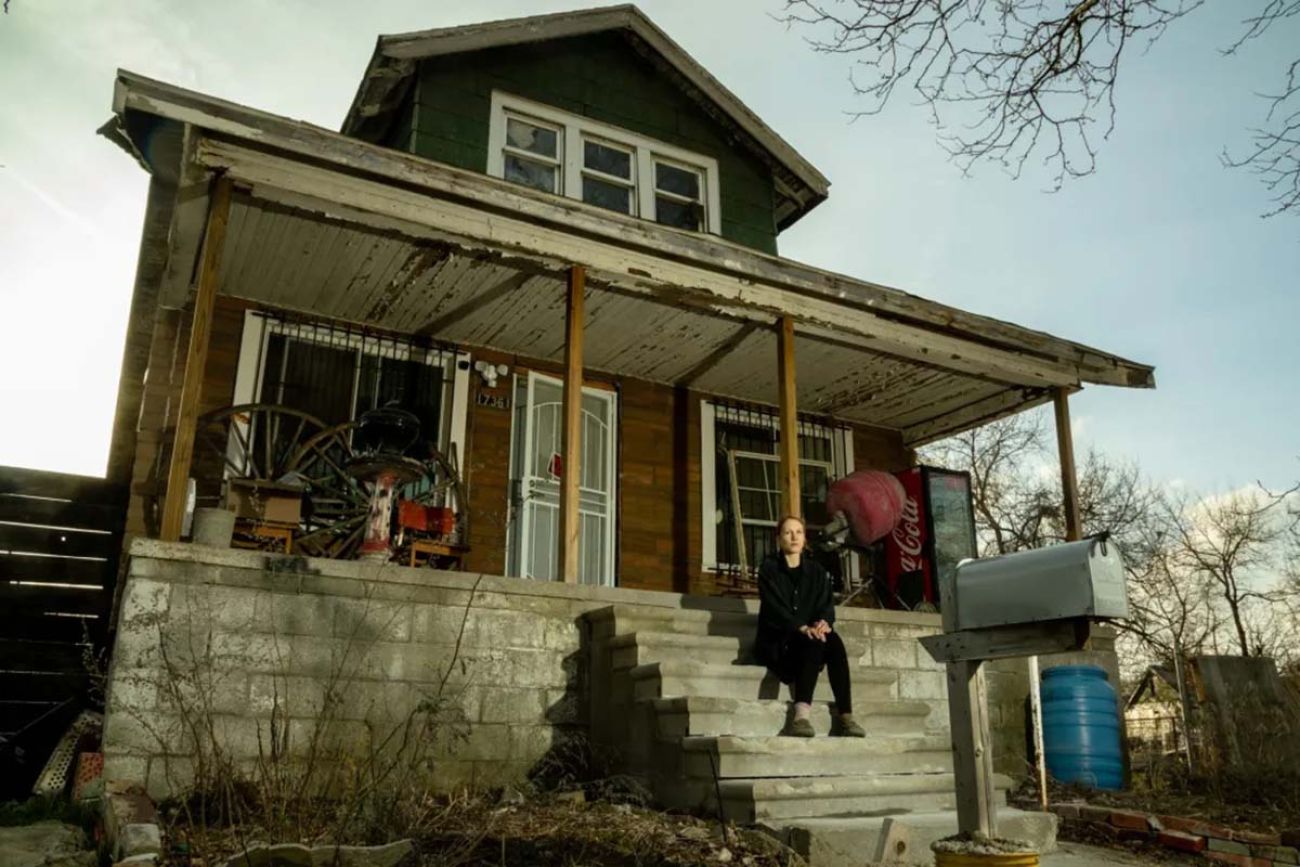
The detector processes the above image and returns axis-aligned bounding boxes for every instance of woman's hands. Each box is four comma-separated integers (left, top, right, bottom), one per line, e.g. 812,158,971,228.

799,620,832,642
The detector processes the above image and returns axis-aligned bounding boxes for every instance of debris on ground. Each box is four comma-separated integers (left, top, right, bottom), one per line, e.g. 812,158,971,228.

0,820,96,867
1011,774,1300,835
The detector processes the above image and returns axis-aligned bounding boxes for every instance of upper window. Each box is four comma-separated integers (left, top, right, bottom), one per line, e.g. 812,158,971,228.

487,91,721,234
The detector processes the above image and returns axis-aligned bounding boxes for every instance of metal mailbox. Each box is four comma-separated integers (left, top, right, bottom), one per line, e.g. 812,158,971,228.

949,536,1128,632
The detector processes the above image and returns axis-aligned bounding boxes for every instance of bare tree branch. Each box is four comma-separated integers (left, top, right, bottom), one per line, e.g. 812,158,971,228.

781,0,1203,189
783,0,1300,217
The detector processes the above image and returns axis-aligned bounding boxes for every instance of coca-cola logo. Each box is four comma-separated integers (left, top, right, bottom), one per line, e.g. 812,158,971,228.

892,495,924,572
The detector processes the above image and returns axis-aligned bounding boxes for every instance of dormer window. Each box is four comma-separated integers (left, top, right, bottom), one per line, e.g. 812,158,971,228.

488,91,720,234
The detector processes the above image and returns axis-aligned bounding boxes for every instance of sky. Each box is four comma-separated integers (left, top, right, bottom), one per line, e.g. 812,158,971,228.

0,0,1296,497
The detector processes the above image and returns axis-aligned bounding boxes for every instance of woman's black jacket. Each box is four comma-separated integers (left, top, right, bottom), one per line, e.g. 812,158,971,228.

753,554,836,673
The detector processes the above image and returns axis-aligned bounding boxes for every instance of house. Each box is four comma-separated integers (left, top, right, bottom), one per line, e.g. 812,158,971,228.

93,6,1151,860
101,4,1152,593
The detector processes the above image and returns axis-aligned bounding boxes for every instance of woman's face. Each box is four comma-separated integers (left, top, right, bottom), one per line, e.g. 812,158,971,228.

777,519,805,556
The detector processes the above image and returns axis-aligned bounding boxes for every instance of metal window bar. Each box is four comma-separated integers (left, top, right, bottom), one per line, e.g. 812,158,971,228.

710,400,849,581
244,312,462,502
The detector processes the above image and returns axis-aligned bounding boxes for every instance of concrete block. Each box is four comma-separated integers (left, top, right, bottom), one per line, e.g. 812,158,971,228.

440,724,510,761
262,591,337,637
164,671,249,716
206,585,268,633
871,640,918,669
117,579,171,627
112,629,161,669
106,668,161,713
898,670,945,700
101,754,148,786
479,688,547,724
467,608,549,650
543,618,581,650
1210,838,1253,856
333,598,413,643
117,824,161,858
209,632,279,670
508,725,555,761
248,674,327,717
287,635,345,679
145,757,194,800
103,712,186,756
410,605,470,644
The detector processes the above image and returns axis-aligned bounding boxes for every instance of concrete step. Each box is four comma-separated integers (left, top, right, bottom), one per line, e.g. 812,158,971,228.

609,631,752,669
716,773,1012,823
766,809,1059,867
630,660,898,704
652,696,934,738
679,733,952,779
589,605,755,641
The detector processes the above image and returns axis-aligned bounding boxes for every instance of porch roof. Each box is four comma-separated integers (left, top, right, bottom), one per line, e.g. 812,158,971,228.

103,70,1154,447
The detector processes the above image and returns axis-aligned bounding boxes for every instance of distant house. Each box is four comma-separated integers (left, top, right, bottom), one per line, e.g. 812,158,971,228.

99,5,1153,595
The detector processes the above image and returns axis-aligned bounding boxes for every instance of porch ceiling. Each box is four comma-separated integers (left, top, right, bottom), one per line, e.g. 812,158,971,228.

217,188,1030,441
106,70,1153,446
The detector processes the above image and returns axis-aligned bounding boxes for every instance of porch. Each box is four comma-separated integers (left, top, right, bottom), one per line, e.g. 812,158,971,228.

103,70,1154,595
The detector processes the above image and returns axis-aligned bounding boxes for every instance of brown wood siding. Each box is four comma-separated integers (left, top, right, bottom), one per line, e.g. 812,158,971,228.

121,305,912,598
125,298,246,538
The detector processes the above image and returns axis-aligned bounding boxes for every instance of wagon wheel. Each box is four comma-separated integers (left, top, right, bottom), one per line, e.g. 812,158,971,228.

145,404,339,536
193,403,343,483
284,420,468,561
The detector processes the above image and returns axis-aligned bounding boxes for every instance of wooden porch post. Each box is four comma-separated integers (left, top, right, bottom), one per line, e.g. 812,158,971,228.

160,177,233,541
558,265,586,583
777,316,800,519
1053,386,1082,542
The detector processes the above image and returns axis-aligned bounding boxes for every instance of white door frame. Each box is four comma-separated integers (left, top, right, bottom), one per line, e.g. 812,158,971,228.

507,370,617,585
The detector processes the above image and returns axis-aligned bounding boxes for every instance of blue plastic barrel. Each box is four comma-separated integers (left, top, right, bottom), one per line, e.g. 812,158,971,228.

1040,665,1123,790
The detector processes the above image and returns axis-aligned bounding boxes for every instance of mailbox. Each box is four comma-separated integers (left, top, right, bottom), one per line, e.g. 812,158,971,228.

950,536,1128,632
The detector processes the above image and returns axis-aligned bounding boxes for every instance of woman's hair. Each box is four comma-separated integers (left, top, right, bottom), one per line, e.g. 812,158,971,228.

775,514,806,535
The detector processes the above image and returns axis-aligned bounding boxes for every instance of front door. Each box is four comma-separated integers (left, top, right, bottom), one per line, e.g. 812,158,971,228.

508,372,617,585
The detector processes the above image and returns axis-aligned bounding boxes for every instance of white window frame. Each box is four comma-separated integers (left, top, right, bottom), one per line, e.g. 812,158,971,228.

700,401,854,573
487,90,722,234
231,311,472,491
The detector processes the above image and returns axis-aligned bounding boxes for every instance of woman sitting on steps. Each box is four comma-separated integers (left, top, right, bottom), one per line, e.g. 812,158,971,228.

753,515,866,738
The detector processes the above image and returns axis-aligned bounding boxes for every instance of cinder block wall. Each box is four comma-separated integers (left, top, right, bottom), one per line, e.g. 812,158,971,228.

103,541,1061,799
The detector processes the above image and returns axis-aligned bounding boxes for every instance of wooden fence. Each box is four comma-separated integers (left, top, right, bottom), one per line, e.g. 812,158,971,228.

0,465,127,797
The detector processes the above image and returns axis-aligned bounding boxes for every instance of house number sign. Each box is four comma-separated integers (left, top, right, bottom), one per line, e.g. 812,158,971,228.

477,392,511,410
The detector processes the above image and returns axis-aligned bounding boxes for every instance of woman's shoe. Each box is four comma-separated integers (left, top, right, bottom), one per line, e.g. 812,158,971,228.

782,717,815,737
832,714,866,737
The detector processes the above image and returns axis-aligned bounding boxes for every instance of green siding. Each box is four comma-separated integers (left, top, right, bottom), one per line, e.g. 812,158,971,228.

400,33,778,254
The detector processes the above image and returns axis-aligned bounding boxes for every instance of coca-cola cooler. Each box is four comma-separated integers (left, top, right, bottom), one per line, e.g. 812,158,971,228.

880,466,977,611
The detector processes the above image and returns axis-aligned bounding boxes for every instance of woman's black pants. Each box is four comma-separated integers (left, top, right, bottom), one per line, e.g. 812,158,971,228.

787,630,852,714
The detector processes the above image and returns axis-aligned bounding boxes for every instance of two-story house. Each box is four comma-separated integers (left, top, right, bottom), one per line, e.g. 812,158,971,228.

102,5,1152,595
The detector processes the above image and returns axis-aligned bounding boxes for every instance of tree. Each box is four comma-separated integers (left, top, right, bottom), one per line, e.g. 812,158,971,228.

782,0,1300,216
1165,484,1300,657
922,411,1299,673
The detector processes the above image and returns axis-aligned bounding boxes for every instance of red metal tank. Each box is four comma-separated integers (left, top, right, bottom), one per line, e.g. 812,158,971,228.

825,470,907,545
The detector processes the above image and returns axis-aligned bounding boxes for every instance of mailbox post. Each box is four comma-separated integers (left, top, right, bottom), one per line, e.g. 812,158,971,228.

918,535,1128,837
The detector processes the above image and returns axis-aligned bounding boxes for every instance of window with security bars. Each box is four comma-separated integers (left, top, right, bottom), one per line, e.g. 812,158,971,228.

247,315,459,466
707,402,851,573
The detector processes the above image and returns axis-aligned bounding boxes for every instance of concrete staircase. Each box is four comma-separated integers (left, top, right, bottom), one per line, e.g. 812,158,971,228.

587,605,1056,866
